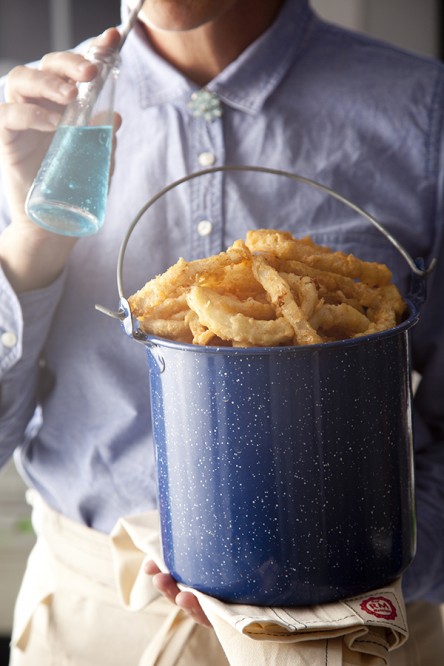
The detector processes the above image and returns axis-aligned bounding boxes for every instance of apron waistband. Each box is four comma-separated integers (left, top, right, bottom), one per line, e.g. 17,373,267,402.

26,488,117,590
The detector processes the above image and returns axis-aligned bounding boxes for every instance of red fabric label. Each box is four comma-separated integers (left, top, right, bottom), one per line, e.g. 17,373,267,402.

360,596,397,620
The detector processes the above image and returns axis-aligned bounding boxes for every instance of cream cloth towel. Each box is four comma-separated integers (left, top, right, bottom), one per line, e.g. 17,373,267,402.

110,512,409,666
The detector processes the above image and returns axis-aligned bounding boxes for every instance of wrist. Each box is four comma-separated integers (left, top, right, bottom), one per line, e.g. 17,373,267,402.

0,222,76,293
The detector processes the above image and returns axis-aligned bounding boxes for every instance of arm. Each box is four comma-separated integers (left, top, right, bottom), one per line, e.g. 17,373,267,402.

0,29,121,465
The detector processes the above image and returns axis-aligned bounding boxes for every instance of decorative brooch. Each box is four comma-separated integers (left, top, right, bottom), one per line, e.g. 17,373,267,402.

188,89,223,122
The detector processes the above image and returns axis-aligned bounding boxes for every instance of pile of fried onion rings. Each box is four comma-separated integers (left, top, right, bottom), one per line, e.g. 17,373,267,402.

129,229,406,347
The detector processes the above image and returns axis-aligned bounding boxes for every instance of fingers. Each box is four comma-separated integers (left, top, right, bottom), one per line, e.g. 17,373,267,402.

152,572,181,604
113,113,123,132
1,27,123,146
5,27,121,107
175,591,213,627
92,27,122,51
144,561,212,628
91,111,122,130
6,60,90,106
144,560,161,575
0,103,60,139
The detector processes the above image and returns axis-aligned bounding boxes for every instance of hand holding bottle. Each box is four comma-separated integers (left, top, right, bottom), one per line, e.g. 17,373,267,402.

0,29,121,292
25,32,123,237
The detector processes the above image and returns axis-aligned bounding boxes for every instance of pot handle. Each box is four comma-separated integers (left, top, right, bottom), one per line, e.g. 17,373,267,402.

96,165,436,328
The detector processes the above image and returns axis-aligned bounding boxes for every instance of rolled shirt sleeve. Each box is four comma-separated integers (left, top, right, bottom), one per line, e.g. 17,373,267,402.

0,266,67,467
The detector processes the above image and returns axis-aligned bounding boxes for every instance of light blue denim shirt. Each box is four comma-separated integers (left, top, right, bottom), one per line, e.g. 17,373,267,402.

1,0,444,602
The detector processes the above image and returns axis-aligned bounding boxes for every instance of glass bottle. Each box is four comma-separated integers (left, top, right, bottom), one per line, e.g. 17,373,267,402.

25,45,120,237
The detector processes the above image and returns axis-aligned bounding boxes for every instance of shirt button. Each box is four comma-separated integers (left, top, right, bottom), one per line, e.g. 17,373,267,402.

198,152,216,167
197,220,213,237
1,331,18,348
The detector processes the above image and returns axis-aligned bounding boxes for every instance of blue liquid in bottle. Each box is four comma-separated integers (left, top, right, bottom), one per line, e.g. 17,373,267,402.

26,125,113,237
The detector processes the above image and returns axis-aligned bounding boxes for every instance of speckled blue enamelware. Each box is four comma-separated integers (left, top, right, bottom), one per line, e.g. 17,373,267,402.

140,303,418,607
103,168,433,607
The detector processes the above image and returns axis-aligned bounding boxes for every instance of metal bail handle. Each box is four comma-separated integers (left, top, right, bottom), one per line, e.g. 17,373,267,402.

96,165,436,327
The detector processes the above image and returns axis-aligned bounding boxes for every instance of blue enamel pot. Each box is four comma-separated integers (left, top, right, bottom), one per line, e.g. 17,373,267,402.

99,166,434,606
142,309,419,606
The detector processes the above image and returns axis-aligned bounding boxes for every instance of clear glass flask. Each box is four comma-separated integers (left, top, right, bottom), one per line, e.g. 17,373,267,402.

25,45,120,237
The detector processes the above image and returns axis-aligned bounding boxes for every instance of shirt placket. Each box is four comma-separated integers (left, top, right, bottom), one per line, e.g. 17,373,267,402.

187,92,226,259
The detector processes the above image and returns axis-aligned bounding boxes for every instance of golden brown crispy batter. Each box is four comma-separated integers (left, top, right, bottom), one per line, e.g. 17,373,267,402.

129,230,406,347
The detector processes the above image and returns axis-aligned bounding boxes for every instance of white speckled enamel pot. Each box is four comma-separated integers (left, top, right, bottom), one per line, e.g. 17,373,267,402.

144,315,418,606
100,167,434,606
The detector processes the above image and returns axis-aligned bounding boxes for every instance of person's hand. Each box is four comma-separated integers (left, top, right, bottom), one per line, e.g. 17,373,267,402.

0,28,121,292
0,27,121,229
144,560,213,628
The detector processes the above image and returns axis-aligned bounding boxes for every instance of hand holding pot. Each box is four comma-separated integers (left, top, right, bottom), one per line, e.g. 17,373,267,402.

144,560,212,628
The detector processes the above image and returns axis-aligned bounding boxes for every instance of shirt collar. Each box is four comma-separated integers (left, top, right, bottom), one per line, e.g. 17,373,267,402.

121,0,313,114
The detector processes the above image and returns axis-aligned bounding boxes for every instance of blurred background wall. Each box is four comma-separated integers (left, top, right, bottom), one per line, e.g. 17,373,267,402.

312,0,441,58
0,0,120,74
0,0,442,663
0,0,441,76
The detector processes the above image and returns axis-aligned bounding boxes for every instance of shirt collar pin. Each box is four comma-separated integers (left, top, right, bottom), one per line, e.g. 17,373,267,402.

188,89,223,122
